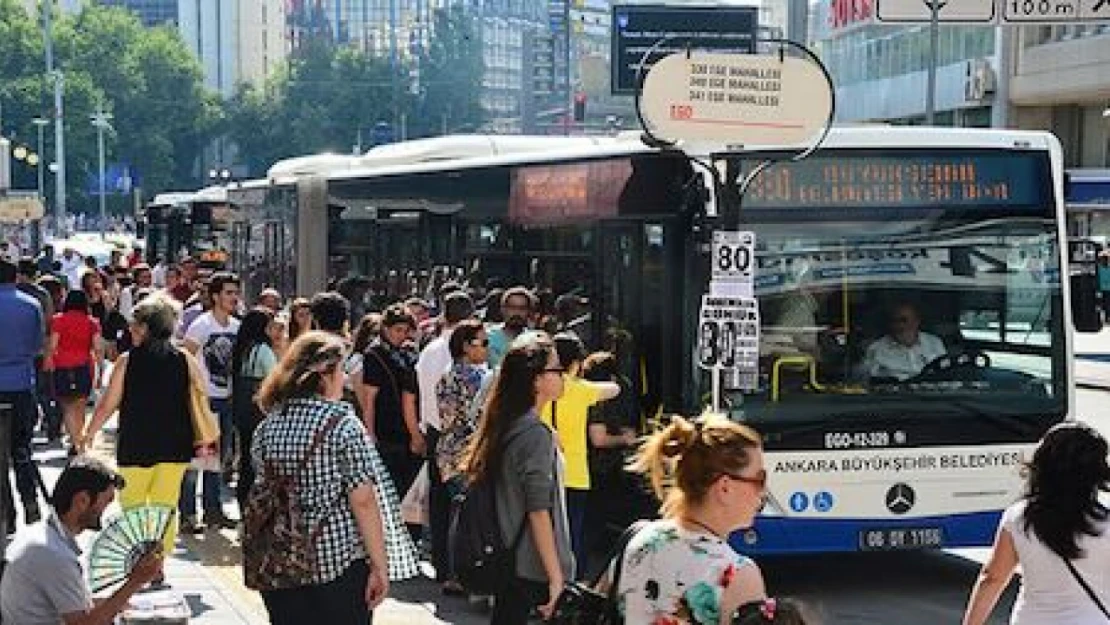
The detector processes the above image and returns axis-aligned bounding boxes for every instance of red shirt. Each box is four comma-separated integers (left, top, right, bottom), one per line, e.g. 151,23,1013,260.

50,311,100,369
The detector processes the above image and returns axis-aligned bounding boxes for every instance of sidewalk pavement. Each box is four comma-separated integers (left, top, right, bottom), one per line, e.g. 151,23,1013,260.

1073,326,1110,389
28,423,488,625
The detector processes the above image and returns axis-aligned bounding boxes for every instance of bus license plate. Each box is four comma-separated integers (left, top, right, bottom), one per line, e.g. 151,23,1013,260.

859,527,944,551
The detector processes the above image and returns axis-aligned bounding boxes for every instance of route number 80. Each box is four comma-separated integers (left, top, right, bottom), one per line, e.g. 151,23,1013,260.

717,244,751,274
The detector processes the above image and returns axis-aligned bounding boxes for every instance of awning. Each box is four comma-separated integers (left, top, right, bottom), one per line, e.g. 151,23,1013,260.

0,195,45,223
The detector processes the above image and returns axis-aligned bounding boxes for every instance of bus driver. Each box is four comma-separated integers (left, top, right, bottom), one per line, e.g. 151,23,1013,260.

862,302,946,382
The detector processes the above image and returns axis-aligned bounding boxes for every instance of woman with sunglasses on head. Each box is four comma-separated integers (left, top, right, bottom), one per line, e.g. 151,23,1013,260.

962,422,1110,625
460,333,573,625
618,414,769,625
433,318,490,595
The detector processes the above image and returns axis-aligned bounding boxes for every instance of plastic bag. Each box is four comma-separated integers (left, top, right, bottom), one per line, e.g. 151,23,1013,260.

401,463,429,526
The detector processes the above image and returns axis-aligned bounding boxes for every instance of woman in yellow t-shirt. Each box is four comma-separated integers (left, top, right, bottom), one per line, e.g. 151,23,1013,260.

541,332,620,579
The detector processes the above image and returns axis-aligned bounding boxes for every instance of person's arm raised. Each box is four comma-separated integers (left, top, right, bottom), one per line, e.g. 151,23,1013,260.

62,547,163,625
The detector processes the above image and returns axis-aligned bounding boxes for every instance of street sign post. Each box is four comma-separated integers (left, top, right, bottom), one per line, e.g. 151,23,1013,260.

1003,0,1110,22
700,230,761,409
877,0,1110,21
877,0,995,22
639,51,834,148
710,231,756,298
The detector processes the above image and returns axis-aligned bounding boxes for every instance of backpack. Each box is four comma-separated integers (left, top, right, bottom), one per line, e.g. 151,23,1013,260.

449,427,533,595
242,412,343,591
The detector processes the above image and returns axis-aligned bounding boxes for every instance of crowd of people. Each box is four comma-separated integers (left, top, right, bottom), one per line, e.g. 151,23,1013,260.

0,244,1107,625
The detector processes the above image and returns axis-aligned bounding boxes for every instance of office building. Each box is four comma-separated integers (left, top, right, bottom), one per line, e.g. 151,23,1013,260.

99,0,179,25
177,0,286,97
811,0,999,126
1008,26,1110,168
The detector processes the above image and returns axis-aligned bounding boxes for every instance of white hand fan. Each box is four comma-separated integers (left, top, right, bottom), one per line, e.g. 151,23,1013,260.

87,504,175,593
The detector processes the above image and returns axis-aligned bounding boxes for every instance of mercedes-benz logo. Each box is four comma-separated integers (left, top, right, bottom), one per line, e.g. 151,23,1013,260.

885,483,915,515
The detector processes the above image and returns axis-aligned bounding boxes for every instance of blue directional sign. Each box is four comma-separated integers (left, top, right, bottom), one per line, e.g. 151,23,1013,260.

789,492,809,513
814,491,835,513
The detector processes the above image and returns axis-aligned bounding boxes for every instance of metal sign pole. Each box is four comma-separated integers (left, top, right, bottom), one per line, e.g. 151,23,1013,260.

924,0,946,124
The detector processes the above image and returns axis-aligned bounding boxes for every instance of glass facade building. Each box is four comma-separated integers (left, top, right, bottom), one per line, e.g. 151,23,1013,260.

817,25,994,88
100,0,179,25
292,0,548,132
810,0,998,126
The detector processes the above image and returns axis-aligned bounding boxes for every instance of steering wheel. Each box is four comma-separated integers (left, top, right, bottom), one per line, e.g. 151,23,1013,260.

914,350,991,381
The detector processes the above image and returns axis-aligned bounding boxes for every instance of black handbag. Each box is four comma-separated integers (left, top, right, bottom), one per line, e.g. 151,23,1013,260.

549,521,647,625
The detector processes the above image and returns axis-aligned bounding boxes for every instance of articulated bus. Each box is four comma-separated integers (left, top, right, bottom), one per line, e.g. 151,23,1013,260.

228,128,1075,555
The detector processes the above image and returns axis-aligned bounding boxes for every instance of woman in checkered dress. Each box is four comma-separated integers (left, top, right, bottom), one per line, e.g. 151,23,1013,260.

250,332,392,623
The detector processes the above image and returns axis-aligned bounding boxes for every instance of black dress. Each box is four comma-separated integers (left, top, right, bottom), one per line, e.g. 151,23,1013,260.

116,343,194,467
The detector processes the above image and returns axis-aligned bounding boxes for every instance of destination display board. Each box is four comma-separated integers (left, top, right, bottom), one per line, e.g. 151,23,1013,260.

738,152,1049,209
610,4,757,94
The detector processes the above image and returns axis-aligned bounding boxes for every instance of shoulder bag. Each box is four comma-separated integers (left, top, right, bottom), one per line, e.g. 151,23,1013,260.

182,349,220,448
242,410,345,590
549,520,648,625
1063,557,1110,621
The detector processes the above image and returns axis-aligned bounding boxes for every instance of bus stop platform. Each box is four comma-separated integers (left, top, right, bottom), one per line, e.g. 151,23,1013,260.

30,423,487,625
1075,326,1110,390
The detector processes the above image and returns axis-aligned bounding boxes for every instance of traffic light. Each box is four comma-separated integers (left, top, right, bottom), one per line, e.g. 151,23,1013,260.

573,92,587,123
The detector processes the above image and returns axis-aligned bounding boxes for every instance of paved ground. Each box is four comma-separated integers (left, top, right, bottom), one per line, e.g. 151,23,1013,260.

28,424,490,625
15,327,1110,624
1074,325,1110,389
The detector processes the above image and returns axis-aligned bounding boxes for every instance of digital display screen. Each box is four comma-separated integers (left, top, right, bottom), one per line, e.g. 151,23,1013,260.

739,152,1049,209
509,160,632,226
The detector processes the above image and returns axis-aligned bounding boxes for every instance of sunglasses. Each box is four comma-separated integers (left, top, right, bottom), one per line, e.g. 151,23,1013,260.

723,469,767,489
543,367,566,375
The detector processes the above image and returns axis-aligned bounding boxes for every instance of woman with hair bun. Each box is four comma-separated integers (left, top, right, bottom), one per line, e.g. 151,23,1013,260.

617,414,769,625
962,422,1110,625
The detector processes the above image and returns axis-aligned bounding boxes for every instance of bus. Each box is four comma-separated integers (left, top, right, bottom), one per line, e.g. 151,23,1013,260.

142,186,239,270
229,127,1074,555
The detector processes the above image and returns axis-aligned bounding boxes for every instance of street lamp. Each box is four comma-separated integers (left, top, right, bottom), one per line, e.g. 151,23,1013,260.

208,167,232,186
31,118,48,203
90,106,114,239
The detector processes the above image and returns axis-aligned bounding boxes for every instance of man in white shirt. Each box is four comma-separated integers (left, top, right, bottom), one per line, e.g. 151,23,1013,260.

863,302,947,381
0,457,162,625
180,272,241,533
117,263,153,322
414,291,473,585
58,247,84,290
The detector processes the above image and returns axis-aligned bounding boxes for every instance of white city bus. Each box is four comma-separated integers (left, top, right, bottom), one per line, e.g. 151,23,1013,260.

229,127,1074,554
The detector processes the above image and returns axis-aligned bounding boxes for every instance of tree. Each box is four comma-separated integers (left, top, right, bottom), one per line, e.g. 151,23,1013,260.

0,0,218,210
412,5,485,137
224,6,486,177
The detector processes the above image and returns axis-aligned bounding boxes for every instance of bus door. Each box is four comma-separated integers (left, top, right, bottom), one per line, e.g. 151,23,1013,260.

596,218,683,428
260,220,289,295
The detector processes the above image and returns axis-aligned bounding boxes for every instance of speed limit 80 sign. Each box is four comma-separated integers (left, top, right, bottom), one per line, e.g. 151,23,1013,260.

712,231,755,284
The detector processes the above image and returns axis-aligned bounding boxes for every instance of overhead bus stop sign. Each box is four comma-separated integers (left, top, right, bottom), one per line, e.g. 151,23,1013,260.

611,4,757,95
640,51,833,148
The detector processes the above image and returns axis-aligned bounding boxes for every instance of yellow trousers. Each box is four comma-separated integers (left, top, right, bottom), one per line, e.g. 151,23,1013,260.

117,463,190,555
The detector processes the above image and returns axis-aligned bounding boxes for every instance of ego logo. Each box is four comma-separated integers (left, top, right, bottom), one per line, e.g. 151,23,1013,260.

885,483,915,515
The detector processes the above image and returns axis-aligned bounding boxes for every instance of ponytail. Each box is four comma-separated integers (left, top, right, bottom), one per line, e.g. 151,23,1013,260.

630,413,761,518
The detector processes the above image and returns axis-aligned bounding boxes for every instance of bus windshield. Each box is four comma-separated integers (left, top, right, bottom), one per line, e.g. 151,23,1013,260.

711,151,1067,446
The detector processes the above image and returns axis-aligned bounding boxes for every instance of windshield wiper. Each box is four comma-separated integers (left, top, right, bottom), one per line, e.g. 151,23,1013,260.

907,396,1046,438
